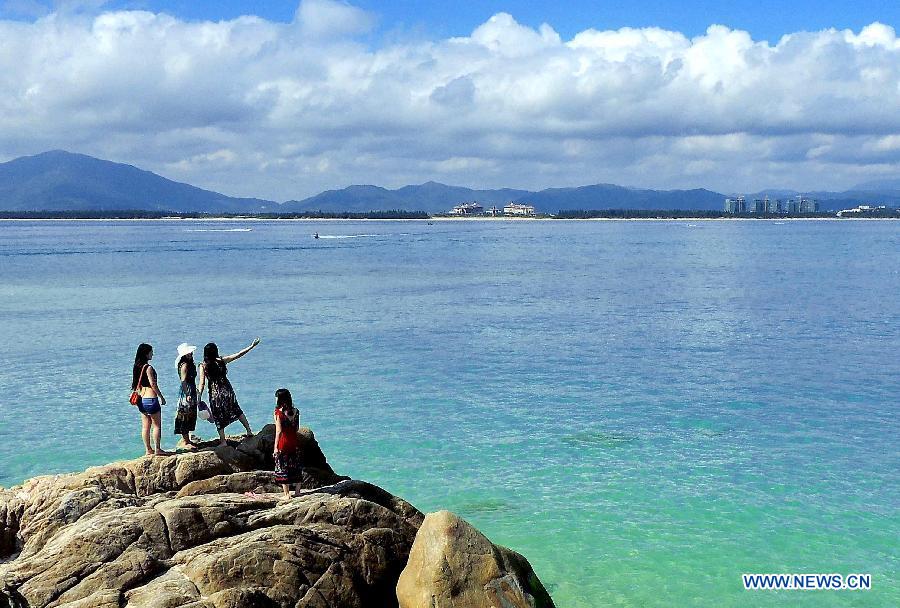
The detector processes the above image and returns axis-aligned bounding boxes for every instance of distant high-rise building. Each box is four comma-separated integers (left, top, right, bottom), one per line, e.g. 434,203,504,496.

799,197,818,213
724,195,746,214
786,196,818,213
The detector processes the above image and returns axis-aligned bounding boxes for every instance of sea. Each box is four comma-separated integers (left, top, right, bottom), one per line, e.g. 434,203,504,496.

0,218,897,607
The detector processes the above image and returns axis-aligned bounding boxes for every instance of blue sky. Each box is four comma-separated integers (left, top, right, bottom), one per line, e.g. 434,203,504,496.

1,0,899,199
5,0,898,41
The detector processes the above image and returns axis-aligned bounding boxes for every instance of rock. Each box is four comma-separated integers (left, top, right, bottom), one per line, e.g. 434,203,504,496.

396,511,555,608
0,428,555,608
0,426,417,608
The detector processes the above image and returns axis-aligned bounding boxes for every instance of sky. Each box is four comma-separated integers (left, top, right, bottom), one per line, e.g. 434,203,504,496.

1,0,899,200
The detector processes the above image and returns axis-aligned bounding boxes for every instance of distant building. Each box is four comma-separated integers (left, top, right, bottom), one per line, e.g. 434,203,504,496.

786,196,818,214
504,202,535,216
724,195,746,214
449,202,484,215
837,204,891,217
486,206,501,216
753,197,768,213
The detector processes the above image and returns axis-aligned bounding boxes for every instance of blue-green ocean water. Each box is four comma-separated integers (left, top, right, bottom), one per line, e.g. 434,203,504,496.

0,219,897,606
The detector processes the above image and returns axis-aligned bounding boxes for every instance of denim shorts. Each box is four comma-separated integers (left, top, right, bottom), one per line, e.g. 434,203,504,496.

139,397,161,416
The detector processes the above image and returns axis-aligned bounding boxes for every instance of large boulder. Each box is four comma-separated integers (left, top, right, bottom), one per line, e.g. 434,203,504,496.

0,426,425,608
396,511,555,608
0,429,555,608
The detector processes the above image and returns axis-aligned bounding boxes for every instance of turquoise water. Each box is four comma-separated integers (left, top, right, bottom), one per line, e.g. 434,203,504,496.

0,219,897,606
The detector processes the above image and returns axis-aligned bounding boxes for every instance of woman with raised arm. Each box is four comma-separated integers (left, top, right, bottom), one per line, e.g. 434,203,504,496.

132,343,172,456
197,338,259,446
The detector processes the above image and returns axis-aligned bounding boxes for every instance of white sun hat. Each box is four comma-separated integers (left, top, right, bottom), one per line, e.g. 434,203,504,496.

175,342,197,365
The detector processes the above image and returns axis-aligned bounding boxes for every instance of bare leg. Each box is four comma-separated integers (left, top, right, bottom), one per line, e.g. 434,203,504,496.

141,414,153,455
293,482,302,498
238,414,253,436
152,412,173,455
181,432,196,448
281,484,291,499
217,426,228,447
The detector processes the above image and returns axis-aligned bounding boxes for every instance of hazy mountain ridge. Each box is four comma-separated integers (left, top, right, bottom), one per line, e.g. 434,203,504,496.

0,151,897,213
0,150,275,212
282,182,532,213
523,184,726,211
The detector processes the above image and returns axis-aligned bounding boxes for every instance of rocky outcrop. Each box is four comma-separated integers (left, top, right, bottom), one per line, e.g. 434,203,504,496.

396,511,555,608
1,428,555,608
0,426,421,608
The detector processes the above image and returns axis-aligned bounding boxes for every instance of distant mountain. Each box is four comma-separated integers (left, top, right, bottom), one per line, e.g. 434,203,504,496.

0,150,274,212
3,150,900,214
519,184,726,211
285,181,727,213
744,189,800,199
850,177,900,192
283,181,531,213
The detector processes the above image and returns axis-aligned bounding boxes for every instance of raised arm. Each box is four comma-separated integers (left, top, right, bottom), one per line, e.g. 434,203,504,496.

221,337,260,364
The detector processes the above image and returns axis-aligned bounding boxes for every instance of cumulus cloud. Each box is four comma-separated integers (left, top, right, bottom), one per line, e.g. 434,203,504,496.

1,1,899,199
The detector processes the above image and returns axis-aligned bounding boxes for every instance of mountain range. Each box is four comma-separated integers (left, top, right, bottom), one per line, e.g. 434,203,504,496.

1,150,898,213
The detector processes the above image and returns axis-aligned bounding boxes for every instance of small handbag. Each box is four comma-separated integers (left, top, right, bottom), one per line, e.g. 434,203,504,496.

198,400,215,423
130,364,148,406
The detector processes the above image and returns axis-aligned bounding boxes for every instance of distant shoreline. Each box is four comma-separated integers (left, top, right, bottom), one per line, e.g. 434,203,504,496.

0,215,896,222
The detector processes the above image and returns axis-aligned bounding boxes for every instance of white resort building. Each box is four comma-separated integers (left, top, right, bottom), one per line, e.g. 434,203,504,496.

503,202,535,216
449,202,484,215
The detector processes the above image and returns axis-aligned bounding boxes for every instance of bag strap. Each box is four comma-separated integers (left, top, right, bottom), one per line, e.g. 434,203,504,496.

135,364,149,390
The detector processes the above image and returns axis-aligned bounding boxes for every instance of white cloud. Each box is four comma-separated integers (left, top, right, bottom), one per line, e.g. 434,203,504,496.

1,2,900,200
294,0,374,39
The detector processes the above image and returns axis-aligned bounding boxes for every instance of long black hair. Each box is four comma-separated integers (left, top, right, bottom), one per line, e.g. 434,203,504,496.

132,343,152,390
177,353,196,379
275,388,297,421
203,342,226,381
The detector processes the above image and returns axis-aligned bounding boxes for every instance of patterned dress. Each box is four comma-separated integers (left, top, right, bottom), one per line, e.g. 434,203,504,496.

274,407,303,485
174,362,198,435
205,361,244,430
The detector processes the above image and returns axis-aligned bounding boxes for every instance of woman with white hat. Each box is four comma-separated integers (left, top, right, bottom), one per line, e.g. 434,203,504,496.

174,342,200,449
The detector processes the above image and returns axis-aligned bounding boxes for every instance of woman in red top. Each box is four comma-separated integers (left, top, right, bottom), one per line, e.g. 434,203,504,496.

273,388,302,499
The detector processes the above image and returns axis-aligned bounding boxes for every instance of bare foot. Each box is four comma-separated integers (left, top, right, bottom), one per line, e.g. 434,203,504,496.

145,450,155,457
154,449,175,456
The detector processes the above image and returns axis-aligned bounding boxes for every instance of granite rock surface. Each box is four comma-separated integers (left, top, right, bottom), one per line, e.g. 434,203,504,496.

1,427,554,608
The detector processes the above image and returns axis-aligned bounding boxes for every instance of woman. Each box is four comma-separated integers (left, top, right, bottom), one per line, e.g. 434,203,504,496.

174,342,199,449
273,388,303,499
131,343,171,456
197,338,259,446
